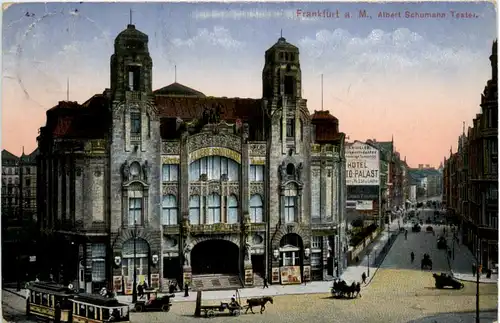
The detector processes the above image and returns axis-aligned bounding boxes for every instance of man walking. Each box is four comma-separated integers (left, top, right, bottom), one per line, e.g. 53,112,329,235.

263,276,269,289
361,272,367,284
472,263,476,277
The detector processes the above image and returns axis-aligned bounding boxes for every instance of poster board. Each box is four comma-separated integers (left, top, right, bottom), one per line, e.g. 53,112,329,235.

280,266,301,284
271,268,280,283
113,276,123,293
150,274,160,289
124,277,133,295
183,272,192,286
244,269,253,285
303,266,311,282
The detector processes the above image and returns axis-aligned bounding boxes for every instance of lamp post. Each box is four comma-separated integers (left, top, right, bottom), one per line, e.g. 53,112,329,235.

132,220,138,303
367,252,370,277
475,242,480,323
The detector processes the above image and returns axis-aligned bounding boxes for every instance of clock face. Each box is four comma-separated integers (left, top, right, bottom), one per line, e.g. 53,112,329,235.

130,163,140,176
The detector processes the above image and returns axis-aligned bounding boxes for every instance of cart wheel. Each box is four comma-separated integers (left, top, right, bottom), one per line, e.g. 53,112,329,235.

135,304,144,313
162,304,171,312
232,309,241,316
207,310,215,318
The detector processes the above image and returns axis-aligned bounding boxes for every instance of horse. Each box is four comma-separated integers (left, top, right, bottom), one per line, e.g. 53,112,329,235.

354,282,361,298
245,296,273,314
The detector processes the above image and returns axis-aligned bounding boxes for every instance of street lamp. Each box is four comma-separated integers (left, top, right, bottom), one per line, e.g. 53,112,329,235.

475,242,480,323
132,220,138,303
367,252,370,277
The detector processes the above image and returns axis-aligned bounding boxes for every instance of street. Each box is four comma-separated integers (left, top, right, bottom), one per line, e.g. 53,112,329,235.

4,208,496,323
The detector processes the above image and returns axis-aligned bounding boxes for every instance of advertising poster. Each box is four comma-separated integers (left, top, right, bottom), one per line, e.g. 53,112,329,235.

280,266,302,284
271,268,280,283
124,277,133,295
356,200,373,210
345,142,380,186
138,275,145,285
303,266,311,282
183,272,192,286
150,274,160,289
113,276,123,293
244,269,254,285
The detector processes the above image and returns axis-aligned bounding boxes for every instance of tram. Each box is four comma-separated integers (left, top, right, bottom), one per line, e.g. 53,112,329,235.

26,281,130,323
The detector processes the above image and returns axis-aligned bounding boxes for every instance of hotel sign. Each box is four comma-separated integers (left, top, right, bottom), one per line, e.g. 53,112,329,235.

345,142,380,186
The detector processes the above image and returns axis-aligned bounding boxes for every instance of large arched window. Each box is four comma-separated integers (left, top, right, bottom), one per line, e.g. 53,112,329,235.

249,194,263,223
128,190,143,226
284,184,297,223
207,193,221,224
162,195,177,225
122,238,149,278
227,195,238,224
189,156,239,181
189,195,201,225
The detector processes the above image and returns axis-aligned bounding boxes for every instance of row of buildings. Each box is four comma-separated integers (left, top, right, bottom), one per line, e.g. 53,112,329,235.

409,164,443,200
443,40,498,271
3,22,417,294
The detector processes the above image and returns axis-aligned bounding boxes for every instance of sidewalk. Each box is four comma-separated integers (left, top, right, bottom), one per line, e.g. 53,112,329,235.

444,231,498,284
4,219,403,306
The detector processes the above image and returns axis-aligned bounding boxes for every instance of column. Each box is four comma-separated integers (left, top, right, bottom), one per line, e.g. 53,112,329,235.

180,133,191,286
241,141,249,215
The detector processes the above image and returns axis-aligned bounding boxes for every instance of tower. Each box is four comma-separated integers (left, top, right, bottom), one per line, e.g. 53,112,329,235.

490,40,497,81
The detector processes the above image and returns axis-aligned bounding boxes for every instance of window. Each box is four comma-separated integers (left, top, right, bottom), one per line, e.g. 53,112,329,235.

127,65,141,91
88,306,95,319
26,167,31,175
286,118,295,137
311,253,321,269
79,304,87,317
207,194,221,224
92,243,106,282
286,163,295,175
284,186,297,223
249,195,263,223
227,195,238,224
131,112,141,135
189,156,239,181
284,76,295,96
162,164,179,182
312,236,323,249
249,165,264,181
42,294,48,306
128,198,142,225
25,178,31,186
162,195,178,225
189,195,201,225
282,251,300,266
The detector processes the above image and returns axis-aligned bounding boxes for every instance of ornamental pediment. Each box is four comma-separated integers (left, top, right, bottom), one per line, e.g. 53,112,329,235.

188,132,241,153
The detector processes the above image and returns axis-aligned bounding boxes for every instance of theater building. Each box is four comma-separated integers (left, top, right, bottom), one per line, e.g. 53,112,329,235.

36,23,347,293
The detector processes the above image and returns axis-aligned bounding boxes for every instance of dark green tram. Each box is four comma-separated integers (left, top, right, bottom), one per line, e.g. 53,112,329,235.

26,281,75,322
71,293,130,323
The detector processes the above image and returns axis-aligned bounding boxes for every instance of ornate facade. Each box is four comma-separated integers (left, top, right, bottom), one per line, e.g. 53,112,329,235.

36,24,347,293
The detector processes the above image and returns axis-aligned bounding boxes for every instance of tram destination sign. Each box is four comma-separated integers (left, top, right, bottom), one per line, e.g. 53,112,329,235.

345,141,380,186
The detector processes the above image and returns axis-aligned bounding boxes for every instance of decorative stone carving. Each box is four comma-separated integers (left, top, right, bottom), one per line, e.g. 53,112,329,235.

311,169,320,177
94,169,102,177
142,161,150,181
162,141,180,155
208,182,221,194
279,161,287,181
188,133,240,153
242,124,249,143
121,161,130,182
183,237,192,267
227,184,239,196
162,184,178,195
244,239,252,261
249,144,266,156
189,185,201,196
249,183,264,196
297,162,303,182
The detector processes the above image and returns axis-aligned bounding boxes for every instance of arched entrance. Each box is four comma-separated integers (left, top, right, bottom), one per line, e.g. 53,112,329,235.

191,240,239,275
122,238,150,287
278,233,303,284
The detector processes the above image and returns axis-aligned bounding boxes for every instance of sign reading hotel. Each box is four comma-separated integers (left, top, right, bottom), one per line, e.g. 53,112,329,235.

345,142,380,186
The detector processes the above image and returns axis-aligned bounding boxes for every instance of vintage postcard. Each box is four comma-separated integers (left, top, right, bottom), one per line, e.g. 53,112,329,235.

1,2,498,323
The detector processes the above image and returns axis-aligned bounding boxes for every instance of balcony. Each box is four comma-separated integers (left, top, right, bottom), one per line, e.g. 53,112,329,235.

162,225,180,234
191,223,241,234
125,91,145,102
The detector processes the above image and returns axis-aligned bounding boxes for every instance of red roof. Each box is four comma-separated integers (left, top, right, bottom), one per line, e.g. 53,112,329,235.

311,110,340,143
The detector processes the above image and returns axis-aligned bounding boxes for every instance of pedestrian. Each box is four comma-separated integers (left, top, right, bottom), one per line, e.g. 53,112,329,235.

263,276,269,289
410,252,415,263
472,263,476,277
405,230,408,240
137,283,144,299
361,272,367,284
184,283,189,297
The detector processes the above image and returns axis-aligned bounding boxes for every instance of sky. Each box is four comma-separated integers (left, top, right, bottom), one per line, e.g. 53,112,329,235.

2,2,497,167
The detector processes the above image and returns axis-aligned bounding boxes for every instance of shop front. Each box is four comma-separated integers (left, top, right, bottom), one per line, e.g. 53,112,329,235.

277,233,306,285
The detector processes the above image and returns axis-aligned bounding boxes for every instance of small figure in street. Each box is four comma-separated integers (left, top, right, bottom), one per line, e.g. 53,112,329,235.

405,230,408,240
361,272,367,284
472,263,476,277
410,252,415,263
355,256,360,263
263,276,269,289
184,283,189,297
137,283,144,299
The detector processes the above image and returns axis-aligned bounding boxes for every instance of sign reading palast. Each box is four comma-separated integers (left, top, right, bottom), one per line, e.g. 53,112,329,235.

345,141,380,186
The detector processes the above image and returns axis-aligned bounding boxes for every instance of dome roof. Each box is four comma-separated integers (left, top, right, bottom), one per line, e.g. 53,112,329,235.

116,24,148,41
266,37,298,52
154,82,206,97
311,110,338,122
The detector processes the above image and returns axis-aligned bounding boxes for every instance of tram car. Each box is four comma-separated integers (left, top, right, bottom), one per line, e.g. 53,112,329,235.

26,281,130,323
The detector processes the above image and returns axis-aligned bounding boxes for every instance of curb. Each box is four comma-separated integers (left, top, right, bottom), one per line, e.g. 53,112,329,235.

450,271,498,285
2,288,26,299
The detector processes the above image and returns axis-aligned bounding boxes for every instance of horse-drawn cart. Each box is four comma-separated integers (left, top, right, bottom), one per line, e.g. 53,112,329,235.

421,254,433,270
330,281,361,299
195,290,273,318
432,273,464,289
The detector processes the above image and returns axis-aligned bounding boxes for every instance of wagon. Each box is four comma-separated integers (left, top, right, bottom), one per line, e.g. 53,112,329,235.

432,273,464,289
199,302,243,318
134,291,174,312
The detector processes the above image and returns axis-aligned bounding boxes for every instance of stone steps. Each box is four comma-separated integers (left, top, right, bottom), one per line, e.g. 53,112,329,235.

191,274,243,291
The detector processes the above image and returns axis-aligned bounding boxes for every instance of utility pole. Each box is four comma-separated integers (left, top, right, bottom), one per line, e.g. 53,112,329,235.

17,160,23,291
